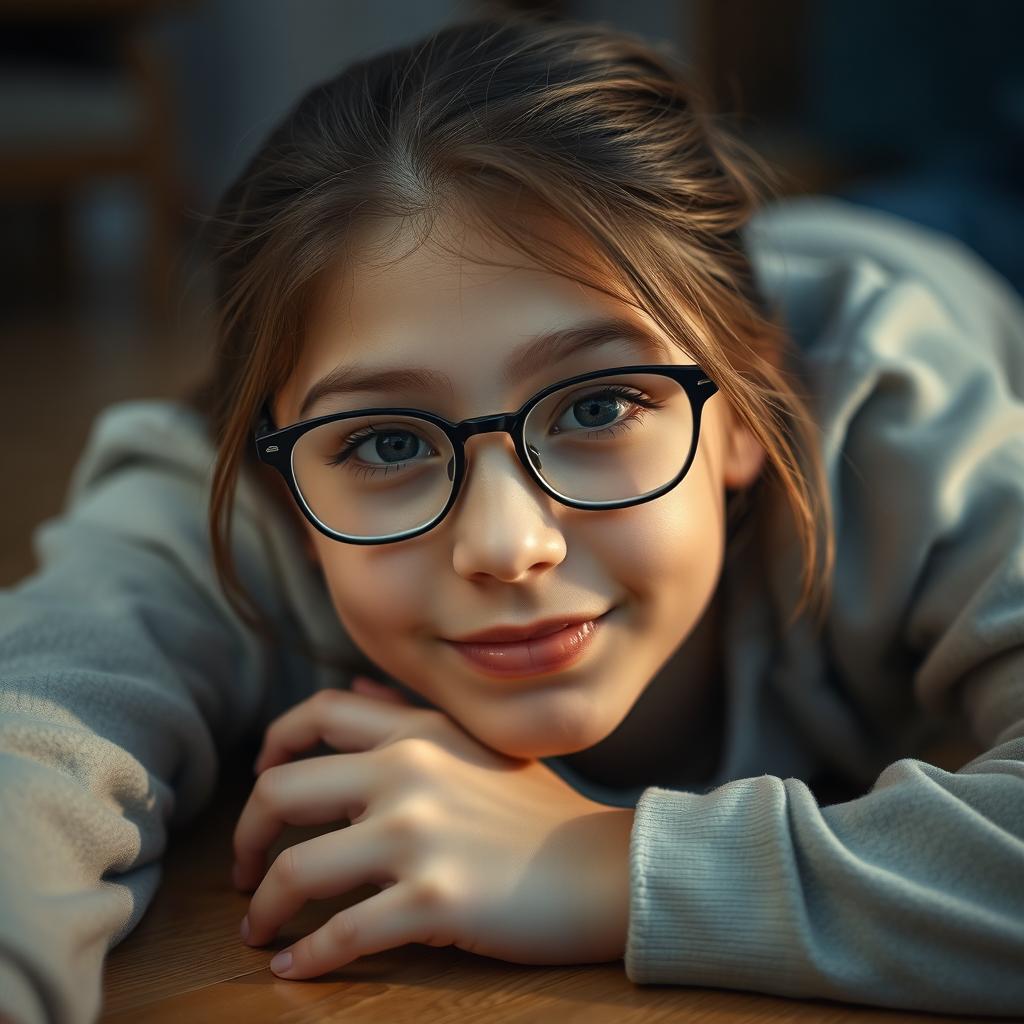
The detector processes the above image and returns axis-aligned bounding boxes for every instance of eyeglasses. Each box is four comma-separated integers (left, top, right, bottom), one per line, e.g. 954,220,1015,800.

253,363,719,545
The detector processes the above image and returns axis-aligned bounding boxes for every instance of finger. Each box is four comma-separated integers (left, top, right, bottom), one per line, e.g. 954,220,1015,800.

266,881,430,979
351,677,410,704
253,688,415,775
237,694,439,893
233,752,375,891
244,819,390,946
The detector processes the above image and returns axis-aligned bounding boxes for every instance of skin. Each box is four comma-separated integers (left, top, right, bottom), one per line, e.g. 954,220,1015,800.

273,209,766,768
232,208,767,978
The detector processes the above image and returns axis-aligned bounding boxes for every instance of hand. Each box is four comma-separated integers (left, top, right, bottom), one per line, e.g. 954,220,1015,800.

232,676,635,978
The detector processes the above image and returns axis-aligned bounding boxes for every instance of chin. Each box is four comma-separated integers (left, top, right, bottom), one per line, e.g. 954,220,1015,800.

464,711,615,761
487,739,582,760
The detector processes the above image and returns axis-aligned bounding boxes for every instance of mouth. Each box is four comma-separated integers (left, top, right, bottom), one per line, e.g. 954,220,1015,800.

449,611,611,645
443,607,616,679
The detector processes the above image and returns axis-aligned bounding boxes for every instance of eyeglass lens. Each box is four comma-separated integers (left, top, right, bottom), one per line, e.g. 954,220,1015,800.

290,371,694,540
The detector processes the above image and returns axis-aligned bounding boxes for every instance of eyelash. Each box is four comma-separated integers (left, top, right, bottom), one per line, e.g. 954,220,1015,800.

323,385,663,475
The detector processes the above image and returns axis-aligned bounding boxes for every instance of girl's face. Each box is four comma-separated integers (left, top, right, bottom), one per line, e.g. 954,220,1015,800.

273,212,765,760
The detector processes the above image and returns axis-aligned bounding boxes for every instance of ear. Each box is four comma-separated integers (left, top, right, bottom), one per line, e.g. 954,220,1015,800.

719,401,767,492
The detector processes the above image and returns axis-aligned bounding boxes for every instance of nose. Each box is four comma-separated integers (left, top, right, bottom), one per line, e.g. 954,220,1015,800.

447,432,567,581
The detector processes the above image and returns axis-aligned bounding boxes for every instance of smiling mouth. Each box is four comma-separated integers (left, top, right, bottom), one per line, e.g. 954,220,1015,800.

449,611,612,645
443,608,615,679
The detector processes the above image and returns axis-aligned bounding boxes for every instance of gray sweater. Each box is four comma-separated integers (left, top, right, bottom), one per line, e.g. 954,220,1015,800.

1,196,1023,1023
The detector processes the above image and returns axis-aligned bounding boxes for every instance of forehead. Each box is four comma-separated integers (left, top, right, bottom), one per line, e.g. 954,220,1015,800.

285,211,684,422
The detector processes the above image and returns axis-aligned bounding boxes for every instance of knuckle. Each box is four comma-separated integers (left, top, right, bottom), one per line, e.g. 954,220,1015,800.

390,735,440,770
384,796,436,845
253,766,285,804
326,909,359,949
316,686,346,710
271,844,301,890
410,870,455,912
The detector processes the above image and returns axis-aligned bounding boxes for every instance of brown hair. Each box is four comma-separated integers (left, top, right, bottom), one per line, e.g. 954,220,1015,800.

186,7,835,668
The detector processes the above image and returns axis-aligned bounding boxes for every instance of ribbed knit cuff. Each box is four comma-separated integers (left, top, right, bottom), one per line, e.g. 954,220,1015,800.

625,775,802,989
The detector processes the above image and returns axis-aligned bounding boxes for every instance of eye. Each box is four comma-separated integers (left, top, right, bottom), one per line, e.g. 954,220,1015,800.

327,425,438,469
551,385,661,436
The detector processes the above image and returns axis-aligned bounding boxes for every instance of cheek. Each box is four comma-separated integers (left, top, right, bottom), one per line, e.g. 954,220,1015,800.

599,468,726,599
316,548,426,642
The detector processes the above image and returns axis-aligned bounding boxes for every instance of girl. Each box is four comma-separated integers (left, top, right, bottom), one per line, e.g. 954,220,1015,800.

1,10,1023,1022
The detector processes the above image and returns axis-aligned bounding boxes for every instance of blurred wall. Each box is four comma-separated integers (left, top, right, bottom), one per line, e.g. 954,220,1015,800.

150,0,472,215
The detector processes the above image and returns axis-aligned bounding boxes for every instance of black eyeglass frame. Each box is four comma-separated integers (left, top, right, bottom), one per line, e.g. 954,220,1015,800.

253,363,719,545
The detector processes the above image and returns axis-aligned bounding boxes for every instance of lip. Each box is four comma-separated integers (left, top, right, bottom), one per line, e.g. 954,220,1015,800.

450,613,609,644
444,608,614,679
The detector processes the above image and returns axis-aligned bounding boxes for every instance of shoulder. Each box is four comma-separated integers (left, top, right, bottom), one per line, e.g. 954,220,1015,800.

66,398,269,525
740,196,1024,520
39,398,294,616
746,199,1024,729
741,195,1024,387
66,398,211,494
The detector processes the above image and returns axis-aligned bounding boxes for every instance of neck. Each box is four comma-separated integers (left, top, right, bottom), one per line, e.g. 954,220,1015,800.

558,585,726,789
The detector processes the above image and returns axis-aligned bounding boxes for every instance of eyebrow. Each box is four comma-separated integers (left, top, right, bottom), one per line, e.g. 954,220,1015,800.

297,314,669,420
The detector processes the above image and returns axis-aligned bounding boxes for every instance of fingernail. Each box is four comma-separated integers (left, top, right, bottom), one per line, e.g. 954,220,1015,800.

240,914,251,943
270,949,293,974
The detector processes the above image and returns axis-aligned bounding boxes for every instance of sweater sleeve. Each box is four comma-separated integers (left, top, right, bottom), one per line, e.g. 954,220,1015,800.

0,406,287,1024
623,244,1024,1013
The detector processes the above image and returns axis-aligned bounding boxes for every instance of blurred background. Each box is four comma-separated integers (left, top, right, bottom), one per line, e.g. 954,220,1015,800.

1,0,1022,587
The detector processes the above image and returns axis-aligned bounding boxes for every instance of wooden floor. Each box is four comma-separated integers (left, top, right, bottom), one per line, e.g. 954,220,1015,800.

100,747,988,1023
